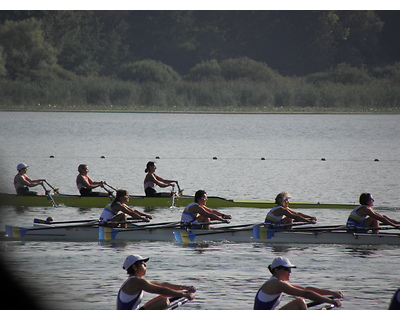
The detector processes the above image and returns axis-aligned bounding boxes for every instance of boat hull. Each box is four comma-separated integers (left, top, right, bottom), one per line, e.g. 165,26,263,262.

0,193,355,209
4,224,400,245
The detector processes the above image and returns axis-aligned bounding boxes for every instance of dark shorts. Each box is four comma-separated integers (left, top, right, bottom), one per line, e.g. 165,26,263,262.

145,187,161,197
79,188,101,197
16,187,38,196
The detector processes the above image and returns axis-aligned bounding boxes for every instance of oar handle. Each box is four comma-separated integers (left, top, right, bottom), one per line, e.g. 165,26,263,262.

264,221,312,229
306,296,340,308
104,182,118,191
101,185,115,197
43,180,59,193
181,220,227,228
167,289,196,310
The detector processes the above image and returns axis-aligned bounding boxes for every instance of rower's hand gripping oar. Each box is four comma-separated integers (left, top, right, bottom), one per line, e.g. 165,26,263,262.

306,295,342,309
166,289,196,310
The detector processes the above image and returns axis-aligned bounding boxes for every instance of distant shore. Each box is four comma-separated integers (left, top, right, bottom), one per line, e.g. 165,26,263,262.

1,105,399,114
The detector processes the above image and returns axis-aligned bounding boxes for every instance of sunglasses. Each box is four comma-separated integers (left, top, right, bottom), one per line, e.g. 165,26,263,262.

277,266,292,272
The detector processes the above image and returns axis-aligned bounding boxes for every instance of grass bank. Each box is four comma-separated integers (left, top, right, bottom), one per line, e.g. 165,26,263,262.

1,71,399,114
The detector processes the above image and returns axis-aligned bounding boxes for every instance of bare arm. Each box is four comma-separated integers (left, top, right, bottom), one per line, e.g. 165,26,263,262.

285,208,316,223
277,281,342,307
77,175,102,189
195,205,231,222
136,278,195,299
16,175,44,187
113,203,152,221
367,208,399,227
147,173,173,188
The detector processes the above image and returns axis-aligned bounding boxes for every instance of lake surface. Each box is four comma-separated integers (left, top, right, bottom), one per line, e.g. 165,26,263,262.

1,112,400,311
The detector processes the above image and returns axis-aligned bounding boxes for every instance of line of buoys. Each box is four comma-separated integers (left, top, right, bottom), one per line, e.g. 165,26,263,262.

43,156,390,162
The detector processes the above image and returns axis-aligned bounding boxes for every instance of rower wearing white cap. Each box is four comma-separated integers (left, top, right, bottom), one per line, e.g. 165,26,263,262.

14,163,45,196
254,257,343,310
117,254,195,310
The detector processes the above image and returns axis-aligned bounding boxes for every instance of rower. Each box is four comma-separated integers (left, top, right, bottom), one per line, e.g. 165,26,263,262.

254,256,343,310
180,190,231,230
14,163,46,196
346,193,400,234
99,189,152,227
265,192,316,229
76,164,108,197
117,254,195,310
143,161,178,197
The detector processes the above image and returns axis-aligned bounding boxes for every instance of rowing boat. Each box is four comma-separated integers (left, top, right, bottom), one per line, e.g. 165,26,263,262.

4,221,400,245
0,192,355,209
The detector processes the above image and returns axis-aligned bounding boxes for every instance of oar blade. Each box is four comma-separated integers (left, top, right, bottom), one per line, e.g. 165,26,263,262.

5,225,28,238
98,226,119,241
173,231,196,243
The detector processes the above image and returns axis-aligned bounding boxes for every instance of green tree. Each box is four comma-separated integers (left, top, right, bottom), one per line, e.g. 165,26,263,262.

0,17,57,80
0,46,6,78
118,59,181,83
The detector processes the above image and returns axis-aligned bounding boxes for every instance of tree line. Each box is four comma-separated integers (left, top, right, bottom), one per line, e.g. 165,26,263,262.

0,11,399,110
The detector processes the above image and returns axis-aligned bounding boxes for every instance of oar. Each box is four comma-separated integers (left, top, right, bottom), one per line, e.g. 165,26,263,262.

181,220,228,229
33,218,144,225
101,184,115,197
174,223,256,243
264,221,315,229
352,225,400,232
34,218,98,225
287,224,347,232
306,296,339,310
166,289,196,310
114,221,181,232
170,184,176,209
98,221,182,241
176,182,183,196
104,182,118,192
40,183,58,207
174,221,311,243
44,180,59,194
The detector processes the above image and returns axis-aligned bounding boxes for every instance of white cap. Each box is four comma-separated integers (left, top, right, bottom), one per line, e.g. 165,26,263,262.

123,254,149,270
17,163,29,171
269,257,296,270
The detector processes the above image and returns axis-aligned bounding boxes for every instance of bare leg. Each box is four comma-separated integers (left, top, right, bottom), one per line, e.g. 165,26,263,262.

197,216,211,230
111,213,128,228
142,296,169,310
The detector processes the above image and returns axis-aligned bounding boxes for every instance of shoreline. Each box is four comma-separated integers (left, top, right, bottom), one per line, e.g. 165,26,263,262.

1,105,400,114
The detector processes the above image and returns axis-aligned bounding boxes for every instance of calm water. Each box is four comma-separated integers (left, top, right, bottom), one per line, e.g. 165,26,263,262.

1,112,400,311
